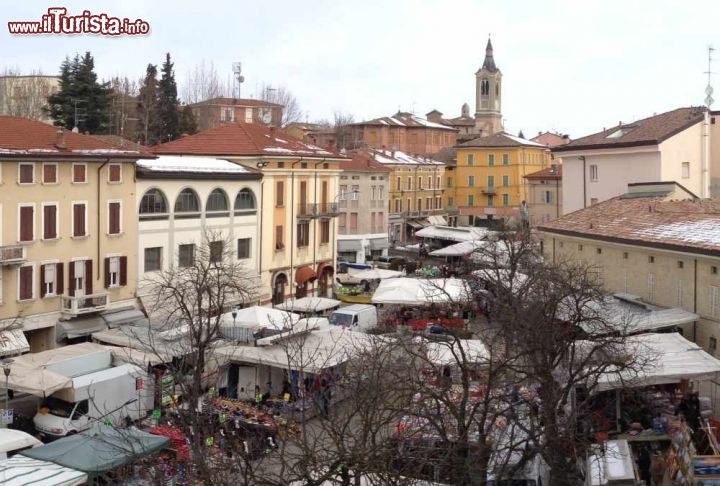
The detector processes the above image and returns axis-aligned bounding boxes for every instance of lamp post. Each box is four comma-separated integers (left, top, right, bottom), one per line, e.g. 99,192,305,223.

1,359,12,428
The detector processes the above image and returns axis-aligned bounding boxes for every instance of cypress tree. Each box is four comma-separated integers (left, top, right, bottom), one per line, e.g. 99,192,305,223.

156,53,180,143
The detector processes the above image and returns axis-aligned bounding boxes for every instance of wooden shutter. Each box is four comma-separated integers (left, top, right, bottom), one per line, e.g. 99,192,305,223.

43,164,56,183
104,257,111,289
56,263,64,295
73,164,85,182
73,204,85,237
40,264,46,297
19,206,33,241
68,261,75,297
44,205,56,239
109,164,121,182
109,203,120,234
119,256,127,286
85,259,93,295
19,266,32,300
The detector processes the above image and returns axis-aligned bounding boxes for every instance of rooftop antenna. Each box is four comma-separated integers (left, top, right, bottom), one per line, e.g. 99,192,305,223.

705,46,715,107
232,62,245,99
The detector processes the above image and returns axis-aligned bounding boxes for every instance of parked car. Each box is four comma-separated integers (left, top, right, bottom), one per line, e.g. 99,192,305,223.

374,255,406,270
336,262,372,285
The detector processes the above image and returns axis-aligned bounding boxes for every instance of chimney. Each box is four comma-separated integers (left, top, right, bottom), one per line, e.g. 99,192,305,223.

55,128,66,149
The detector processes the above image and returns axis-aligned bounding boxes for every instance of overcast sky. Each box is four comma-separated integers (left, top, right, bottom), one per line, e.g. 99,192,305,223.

2,0,719,137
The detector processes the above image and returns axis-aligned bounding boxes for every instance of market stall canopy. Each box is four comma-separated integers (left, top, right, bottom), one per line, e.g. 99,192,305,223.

0,456,87,486
275,297,341,313
0,429,42,454
92,326,188,362
215,326,373,374
220,306,299,330
581,293,698,335
5,342,110,397
100,308,148,329
0,328,29,357
415,225,489,242
429,240,486,257
596,333,720,391
371,278,471,305
21,425,169,473
56,316,108,341
351,268,404,280
421,338,489,365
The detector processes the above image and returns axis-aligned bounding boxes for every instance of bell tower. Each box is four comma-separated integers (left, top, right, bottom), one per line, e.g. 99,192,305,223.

474,38,503,136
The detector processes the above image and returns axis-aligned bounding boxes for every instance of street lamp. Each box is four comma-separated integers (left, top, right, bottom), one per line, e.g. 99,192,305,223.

1,359,12,429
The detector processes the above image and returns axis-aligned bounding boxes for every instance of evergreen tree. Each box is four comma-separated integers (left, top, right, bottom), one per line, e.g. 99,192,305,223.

178,105,198,135
47,52,111,133
518,130,525,139
136,64,159,145
156,53,180,143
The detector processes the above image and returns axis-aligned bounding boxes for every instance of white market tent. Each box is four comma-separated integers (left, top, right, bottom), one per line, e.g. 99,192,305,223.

275,297,341,313
429,240,486,257
596,333,720,391
0,429,41,455
0,456,87,486
218,306,300,341
351,268,404,280
371,278,471,305
421,339,489,365
415,225,489,242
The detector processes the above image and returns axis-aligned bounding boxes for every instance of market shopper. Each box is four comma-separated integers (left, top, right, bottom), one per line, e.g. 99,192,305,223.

637,446,651,484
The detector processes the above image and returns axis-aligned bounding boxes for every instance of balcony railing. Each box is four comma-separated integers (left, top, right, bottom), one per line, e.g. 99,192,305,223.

61,293,110,316
298,203,340,218
0,245,26,265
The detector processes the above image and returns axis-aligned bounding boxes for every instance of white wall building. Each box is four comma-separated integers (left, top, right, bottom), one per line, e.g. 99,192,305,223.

136,156,263,300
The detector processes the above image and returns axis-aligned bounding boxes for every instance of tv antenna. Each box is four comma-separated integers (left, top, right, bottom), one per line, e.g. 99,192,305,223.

705,46,715,108
232,62,245,98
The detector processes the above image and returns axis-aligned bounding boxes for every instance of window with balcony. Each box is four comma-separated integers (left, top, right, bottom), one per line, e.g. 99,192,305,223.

178,244,195,267
427,197,433,210
436,197,441,210
41,262,62,297
19,163,34,184
417,199,422,211
487,195,494,207
297,221,310,248
105,256,126,288
236,238,251,259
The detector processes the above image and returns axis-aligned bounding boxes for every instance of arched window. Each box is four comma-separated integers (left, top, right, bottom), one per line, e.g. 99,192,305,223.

174,188,200,217
206,188,229,217
139,189,168,219
481,79,490,96
234,188,256,213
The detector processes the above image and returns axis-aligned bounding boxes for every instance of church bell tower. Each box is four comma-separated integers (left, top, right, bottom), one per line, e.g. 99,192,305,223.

474,38,503,136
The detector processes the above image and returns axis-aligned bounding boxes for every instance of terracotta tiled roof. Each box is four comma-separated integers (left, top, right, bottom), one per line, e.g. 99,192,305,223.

458,132,546,148
188,97,283,108
444,116,476,127
90,135,146,152
343,151,391,172
354,112,457,131
151,122,345,158
553,107,705,152
531,132,570,148
524,165,562,180
0,116,153,158
539,195,720,255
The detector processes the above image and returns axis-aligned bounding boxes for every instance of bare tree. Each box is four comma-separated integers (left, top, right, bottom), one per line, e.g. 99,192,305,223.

0,67,57,120
181,60,232,105
108,76,140,140
258,83,302,126
333,111,355,151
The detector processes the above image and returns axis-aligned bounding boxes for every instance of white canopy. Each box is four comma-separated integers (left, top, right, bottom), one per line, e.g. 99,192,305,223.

0,456,87,486
0,429,41,454
215,326,373,374
371,278,471,305
429,240,486,257
415,225,489,242
582,294,698,335
421,339,489,365
0,328,29,357
275,297,341,313
351,268,404,280
219,306,299,330
596,333,720,391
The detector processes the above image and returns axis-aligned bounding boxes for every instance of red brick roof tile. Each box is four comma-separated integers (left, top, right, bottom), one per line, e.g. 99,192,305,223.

524,165,562,180
343,151,392,172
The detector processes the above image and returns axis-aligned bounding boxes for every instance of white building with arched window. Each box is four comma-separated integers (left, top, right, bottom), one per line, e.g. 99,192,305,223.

135,155,263,301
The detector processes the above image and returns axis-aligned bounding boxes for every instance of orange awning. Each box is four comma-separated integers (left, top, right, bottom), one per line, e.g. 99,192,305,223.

295,266,317,285
317,262,334,277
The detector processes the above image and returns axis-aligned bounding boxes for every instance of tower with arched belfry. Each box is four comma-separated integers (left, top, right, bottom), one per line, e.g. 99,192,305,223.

474,38,503,136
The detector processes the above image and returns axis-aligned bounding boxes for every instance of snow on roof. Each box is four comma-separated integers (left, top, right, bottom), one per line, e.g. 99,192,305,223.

71,148,140,154
138,155,250,173
502,133,546,147
636,220,720,246
370,149,444,166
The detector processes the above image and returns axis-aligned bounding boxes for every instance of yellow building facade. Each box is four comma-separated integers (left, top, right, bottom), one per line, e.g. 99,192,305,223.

448,133,549,225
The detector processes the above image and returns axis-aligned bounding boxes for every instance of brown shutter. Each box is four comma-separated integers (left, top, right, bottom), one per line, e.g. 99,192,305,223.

20,206,33,241
119,256,127,286
74,204,85,237
56,263,64,295
109,203,120,234
19,266,32,300
68,261,75,297
40,264,46,297
85,259,93,295
104,257,110,289
43,205,56,239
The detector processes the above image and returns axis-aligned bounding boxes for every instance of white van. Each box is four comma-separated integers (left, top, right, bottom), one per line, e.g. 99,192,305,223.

0,429,42,459
329,304,377,332
34,363,154,438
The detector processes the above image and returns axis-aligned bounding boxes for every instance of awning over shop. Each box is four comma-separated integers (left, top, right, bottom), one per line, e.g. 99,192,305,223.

295,266,318,285
0,456,87,486
21,425,169,473
317,262,334,277
338,240,362,252
407,221,425,229
101,308,148,328
0,328,29,357
368,238,389,250
427,215,447,226
56,316,108,341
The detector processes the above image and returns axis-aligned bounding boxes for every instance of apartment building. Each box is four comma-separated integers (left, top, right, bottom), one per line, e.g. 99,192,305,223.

449,132,549,227
0,116,149,352
523,165,562,225
152,122,345,304
349,112,457,156
538,182,720,353
135,155,263,301
188,97,284,132
337,151,391,263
